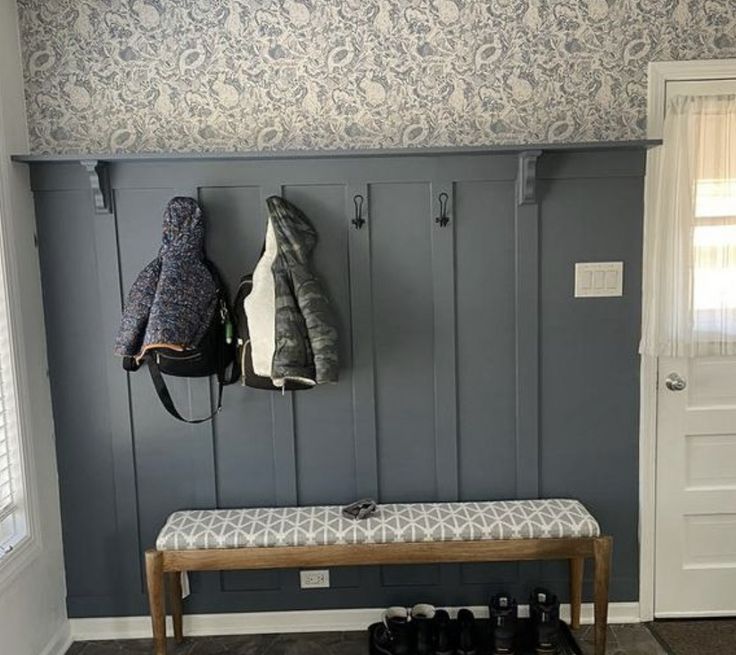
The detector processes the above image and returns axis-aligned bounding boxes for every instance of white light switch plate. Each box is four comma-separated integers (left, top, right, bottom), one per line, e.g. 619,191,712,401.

574,261,623,298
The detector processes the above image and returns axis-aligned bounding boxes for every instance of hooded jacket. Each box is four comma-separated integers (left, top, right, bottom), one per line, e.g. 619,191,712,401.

244,196,338,387
114,197,217,359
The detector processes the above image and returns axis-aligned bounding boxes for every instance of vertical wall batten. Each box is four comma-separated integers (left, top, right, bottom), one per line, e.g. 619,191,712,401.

431,179,461,595
271,393,297,506
514,151,542,500
346,180,382,594
262,184,298,507
261,183,297,598
180,185,218,512
92,180,143,597
347,181,379,500
181,185,221,597
431,180,459,501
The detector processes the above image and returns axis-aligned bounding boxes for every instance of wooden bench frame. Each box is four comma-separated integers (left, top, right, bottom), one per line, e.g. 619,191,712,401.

145,535,612,655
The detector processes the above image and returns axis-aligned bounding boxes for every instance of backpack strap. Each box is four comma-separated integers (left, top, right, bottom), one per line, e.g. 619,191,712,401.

145,319,238,424
146,353,224,424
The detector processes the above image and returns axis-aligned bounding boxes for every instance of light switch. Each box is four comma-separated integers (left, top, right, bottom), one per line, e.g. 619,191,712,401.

574,262,623,297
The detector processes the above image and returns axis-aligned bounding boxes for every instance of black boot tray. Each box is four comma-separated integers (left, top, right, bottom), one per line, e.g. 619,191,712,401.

368,617,582,655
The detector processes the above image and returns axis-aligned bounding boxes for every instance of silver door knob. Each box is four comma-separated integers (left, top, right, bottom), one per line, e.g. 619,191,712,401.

665,372,687,392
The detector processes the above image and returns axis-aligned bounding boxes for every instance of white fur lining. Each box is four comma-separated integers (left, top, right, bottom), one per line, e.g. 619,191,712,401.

273,375,316,388
244,219,277,378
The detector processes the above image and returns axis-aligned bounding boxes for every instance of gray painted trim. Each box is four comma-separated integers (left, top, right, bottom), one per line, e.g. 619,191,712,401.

514,152,543,586
176,185,220,513
34,149,645,614
261,184,299,507
11,139,661,164
514,153,541,500
347,181,379,500
346,181,382,594
80,160,112,213
431,180,459,501
26,154,644,195
517,151,542,205
92,193,143,593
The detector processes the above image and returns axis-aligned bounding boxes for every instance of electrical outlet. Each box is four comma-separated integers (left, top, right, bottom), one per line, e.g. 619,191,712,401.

300,569,330,589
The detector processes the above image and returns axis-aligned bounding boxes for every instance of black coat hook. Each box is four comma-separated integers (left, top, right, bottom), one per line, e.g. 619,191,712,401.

352,194,365,230
436,192,450,227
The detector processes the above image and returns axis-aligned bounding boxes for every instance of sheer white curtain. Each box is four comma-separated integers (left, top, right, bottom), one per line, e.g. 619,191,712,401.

641,94,736,357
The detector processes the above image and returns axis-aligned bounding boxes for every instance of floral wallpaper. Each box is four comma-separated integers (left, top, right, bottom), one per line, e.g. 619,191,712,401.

16,0,736,154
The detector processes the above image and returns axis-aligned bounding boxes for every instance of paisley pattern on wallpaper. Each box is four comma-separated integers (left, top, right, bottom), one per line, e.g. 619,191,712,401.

17,0,736,154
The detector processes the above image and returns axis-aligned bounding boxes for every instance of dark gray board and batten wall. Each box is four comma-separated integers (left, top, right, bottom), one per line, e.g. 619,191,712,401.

21,144,646,617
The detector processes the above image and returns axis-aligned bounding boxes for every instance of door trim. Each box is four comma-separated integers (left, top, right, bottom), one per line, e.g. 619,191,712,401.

647,59,736,138
640,58,736,621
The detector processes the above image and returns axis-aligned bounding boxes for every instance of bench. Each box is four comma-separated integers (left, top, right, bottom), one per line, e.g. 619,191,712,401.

145,499,611,655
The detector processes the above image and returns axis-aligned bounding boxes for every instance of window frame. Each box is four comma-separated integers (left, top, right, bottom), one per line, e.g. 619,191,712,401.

0,100,41,584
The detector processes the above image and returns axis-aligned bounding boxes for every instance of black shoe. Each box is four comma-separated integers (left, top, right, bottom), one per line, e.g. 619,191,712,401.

456,608,478,655
530,588,560,654
387,612,414,655
433,609,453,655
372,607,414,655
411,604,436,655
369,622,394,655
490,592,518,655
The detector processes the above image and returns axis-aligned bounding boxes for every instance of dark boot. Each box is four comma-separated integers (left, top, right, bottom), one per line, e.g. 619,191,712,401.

433,609,453,655
530,588,560,654
372,607,414,655
369,622,394,655
490,592,518,655
411,604,437,655
386,609,414,655
456,608,478,655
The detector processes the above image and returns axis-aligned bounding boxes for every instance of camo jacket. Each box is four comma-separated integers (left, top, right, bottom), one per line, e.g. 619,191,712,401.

265,195,338,385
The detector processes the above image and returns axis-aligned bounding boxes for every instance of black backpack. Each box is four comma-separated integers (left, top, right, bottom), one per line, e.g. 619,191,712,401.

123,262,239,423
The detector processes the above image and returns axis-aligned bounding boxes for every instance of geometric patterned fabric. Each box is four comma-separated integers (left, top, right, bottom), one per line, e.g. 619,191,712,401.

156,499,600,551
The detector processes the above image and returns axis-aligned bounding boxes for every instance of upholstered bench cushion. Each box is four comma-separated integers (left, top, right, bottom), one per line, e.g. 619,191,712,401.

155,498,599,551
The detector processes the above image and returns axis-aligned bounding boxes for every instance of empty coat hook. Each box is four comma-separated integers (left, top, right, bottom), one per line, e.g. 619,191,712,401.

352,194,366,230
436,192,450,227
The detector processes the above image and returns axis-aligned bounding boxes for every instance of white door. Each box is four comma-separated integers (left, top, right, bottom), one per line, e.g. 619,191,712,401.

654,78,736,617
656,356,736,616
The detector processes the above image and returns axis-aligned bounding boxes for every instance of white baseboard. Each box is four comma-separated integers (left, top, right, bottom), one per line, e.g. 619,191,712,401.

39,622,72,655
70,602,640,641
655,609,736,619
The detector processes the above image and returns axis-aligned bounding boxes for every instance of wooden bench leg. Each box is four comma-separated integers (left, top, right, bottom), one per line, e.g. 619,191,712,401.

593,536,612,655
145,550,167,655
167,572,184,643
569,556,584,630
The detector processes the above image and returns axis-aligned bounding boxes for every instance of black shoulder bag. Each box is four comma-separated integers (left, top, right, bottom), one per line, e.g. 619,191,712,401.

123,265,239,423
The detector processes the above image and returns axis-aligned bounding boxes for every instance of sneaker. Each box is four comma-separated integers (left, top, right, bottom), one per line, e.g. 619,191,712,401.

411,604,436,655
530,588,560,654
433,609,453,655
456,608,478,655
490,592,518,654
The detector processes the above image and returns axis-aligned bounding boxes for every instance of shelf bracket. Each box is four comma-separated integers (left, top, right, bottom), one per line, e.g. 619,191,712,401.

516,150,542,206
80,160,111,214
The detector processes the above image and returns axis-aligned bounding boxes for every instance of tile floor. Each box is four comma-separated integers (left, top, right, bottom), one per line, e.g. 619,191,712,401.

575,625,666,655
63,624,667,655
